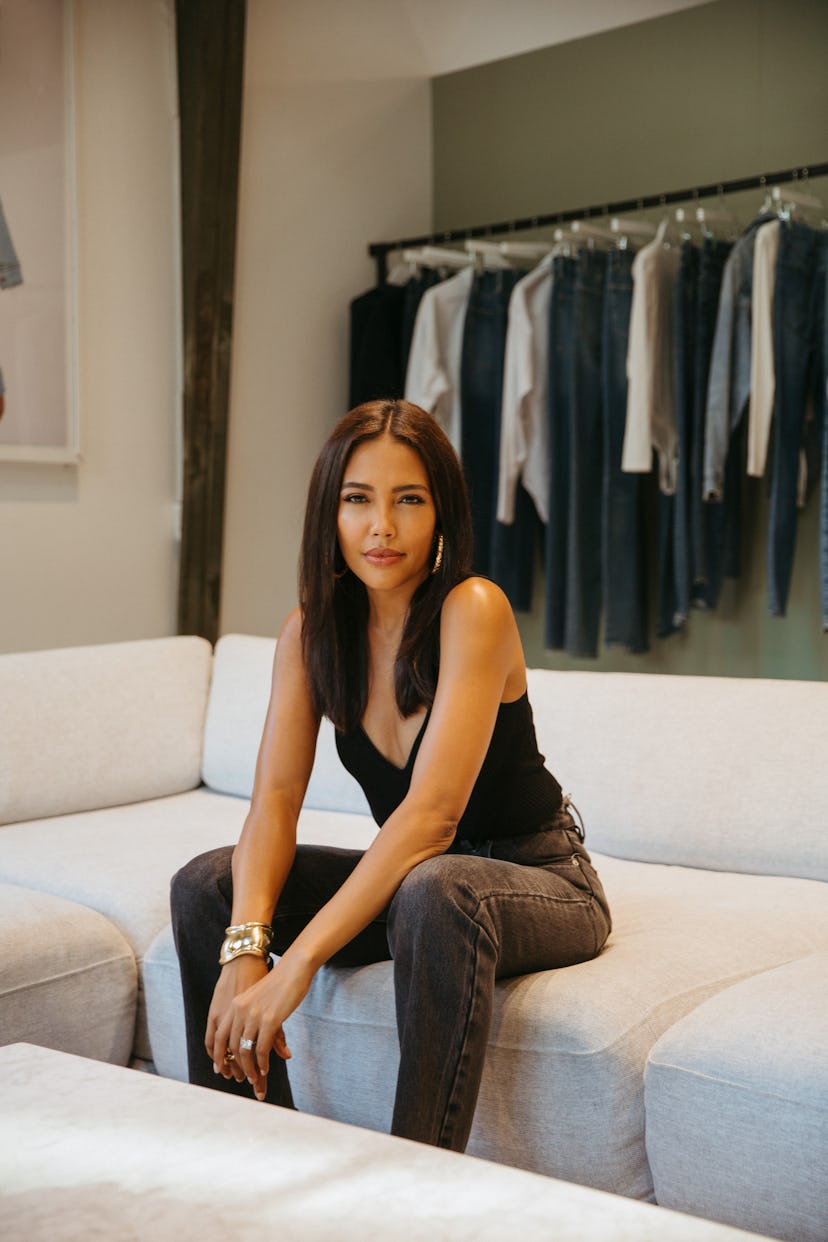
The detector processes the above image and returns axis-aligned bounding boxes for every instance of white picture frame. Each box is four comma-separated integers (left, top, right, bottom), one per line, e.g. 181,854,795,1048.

0,0,79,464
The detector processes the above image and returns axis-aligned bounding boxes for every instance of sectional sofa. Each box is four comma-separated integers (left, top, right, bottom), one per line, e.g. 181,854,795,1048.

1,633,826,1242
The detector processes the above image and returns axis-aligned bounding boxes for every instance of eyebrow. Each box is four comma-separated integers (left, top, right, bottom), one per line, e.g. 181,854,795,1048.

340,482,430,493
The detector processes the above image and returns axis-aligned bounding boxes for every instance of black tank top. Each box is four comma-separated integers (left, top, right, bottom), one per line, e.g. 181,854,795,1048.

335,691,563,843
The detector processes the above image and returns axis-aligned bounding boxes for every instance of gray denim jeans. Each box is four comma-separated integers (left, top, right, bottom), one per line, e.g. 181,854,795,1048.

170,802,611,1152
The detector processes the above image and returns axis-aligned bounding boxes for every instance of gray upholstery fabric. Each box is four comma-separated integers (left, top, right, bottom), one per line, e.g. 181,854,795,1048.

645,955,828,1242
146,853,828,1201
0,884,136,1064
202,633,370,814
0,636,212,826
526,667,828,880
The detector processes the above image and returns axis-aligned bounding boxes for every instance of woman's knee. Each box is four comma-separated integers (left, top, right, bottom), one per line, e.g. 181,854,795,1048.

389,855,484,935
170,845,234,923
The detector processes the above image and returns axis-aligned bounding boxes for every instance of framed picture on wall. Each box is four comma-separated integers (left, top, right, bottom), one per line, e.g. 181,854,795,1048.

0,0,78,464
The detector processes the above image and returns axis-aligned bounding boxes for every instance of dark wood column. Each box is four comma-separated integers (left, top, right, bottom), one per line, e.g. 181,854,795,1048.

175,0,246,641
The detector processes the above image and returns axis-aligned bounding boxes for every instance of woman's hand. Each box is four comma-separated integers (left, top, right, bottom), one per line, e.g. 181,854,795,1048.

208,950,315,1101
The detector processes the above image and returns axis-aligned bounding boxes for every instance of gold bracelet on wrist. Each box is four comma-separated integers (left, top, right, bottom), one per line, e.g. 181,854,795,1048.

218,921,273,966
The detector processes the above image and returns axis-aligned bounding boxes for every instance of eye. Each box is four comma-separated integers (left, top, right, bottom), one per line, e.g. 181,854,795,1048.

342,492,367,504
398,493,425,505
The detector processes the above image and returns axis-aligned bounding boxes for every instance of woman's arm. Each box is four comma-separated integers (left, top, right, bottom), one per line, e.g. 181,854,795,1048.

223,578,525,1087
204,608,321,1083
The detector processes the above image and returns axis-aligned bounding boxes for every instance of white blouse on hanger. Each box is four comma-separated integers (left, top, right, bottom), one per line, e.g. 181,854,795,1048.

404,266,474,454
621,218,680,494
496,254,552,525
746,218,780,479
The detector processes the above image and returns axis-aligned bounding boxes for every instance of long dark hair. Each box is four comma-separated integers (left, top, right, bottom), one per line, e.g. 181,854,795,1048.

299,399,474,732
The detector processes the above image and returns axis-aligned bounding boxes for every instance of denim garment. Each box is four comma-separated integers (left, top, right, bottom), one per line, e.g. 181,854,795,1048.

767,223,828,617
601,248,648,652
170,806,611,1152
460,269,536,608
667,240,700,633
544,255,577,649
401,268,441,377
565,248,607,658
0,196,22,289
704,214,776,501
691,238,733,608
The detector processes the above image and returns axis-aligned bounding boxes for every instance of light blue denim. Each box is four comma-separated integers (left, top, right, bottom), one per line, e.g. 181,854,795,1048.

703,215,775,501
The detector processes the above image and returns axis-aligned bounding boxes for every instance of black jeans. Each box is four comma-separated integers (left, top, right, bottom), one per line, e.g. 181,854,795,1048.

170,805,611,1153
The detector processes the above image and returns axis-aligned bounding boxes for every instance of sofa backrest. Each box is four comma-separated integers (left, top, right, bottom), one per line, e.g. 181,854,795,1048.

0,636,212,826
201,634,370,816
526,667,828,882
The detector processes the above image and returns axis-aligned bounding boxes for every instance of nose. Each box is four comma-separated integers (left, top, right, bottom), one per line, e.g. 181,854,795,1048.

370,500,395,539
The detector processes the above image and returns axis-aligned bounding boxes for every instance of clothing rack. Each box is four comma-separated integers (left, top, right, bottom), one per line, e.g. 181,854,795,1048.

368,162,828,285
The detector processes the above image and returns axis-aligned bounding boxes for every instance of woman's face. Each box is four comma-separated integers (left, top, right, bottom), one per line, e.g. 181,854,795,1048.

337,434,437,599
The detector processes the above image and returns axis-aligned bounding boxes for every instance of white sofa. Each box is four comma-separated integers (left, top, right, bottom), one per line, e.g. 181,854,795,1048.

1,633,826,1242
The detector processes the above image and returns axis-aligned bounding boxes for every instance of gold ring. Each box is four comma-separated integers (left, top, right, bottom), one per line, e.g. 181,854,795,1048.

223,1048,235,1064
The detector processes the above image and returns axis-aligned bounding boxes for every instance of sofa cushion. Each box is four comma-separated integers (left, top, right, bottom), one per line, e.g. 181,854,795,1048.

645,954,828,1242
526,668,828,881
201,633,370,815
0,636,213,826
0,789,377,1059
146,851,828,1201
0,883,136,1065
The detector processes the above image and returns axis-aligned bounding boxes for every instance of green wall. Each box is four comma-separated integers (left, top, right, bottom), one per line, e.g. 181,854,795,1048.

432,0,828,680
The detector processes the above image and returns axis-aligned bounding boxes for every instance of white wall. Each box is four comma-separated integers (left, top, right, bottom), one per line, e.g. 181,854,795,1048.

0,0,180,654
218,1,433,638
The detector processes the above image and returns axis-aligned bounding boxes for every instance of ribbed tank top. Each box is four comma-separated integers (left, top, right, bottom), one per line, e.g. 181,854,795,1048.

335,691,563,842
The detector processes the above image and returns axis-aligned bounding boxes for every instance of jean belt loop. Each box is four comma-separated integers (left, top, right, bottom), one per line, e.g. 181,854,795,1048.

561,793,586,842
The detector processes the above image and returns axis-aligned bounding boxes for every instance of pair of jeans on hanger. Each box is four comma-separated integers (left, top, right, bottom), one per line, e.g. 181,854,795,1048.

666,239,743,632
544,250,607,657
170,810,611,1152
767,221,828,616
460,268,537,610
601,248,649,652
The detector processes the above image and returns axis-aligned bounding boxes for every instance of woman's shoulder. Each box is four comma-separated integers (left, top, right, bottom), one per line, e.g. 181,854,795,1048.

443,576,513,619
440,577,517,639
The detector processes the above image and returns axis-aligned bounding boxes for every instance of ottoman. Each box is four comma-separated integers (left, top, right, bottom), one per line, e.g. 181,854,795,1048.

0,883,136,1063
644,953,828,1242
1,1042,775,1241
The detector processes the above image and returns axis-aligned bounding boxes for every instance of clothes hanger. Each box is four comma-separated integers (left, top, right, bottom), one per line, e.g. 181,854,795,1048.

464,238,514,270
570,219,615,248
402,245,474,273
610,216,657,250
771,183,825,224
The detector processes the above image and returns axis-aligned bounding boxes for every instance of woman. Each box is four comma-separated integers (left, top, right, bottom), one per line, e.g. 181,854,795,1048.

171,398,611,1153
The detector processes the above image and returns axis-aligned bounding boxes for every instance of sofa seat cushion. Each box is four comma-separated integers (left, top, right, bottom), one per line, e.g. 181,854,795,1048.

145,850,828,1202
0,883,136,1065
644,953,828,1242
0,790,376,1058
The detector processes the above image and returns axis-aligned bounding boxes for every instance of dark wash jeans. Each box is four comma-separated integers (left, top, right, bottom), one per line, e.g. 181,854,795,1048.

602,248,648,653
821,245,828,632
544,255,577,649
565,248,607,658
170,807,611,1153
460,269,536,609
768,222,828,616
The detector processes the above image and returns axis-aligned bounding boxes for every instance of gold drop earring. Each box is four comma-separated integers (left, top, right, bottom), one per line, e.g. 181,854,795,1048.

431,533,444,575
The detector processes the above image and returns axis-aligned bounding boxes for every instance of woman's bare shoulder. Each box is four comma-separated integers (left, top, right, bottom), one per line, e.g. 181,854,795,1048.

442,577,515,629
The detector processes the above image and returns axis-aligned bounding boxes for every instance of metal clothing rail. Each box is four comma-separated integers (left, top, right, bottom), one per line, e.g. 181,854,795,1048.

368,161,828,285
